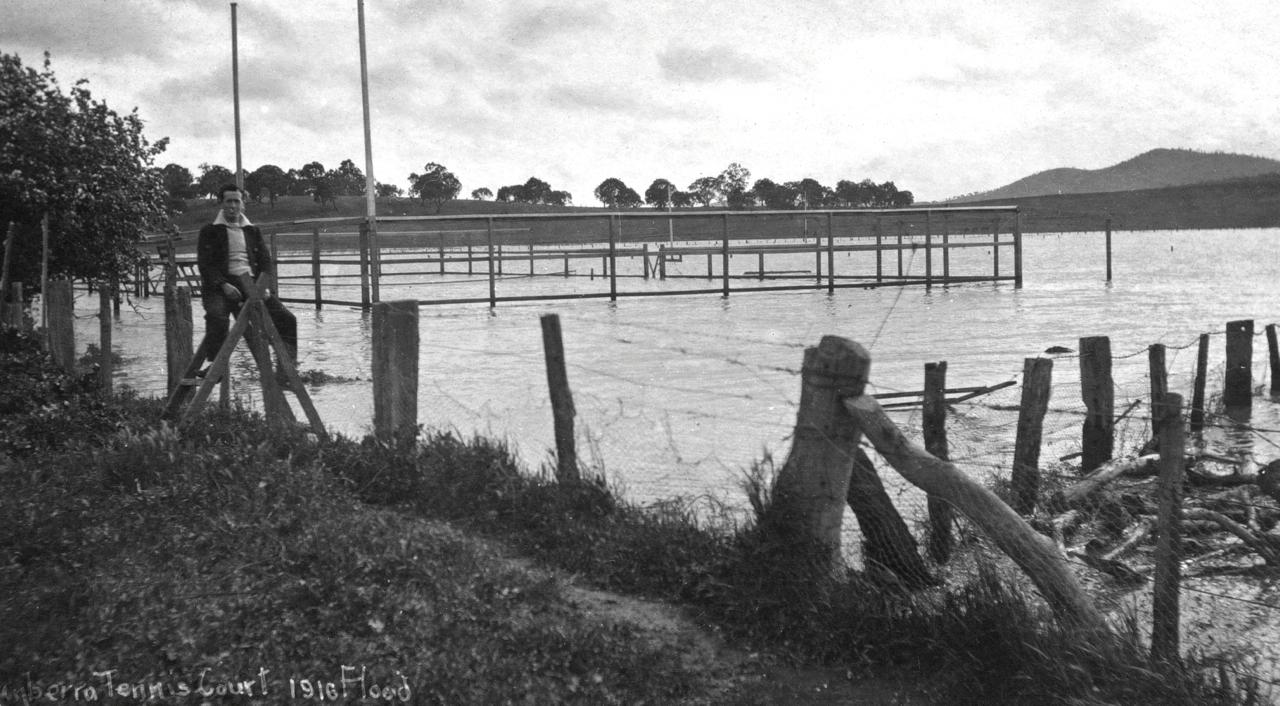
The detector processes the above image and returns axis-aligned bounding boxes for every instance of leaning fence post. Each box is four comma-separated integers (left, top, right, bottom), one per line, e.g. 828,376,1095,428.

1013,357,1053,514
1079,336,1114,473
1190,333,1210,432
923,361,953,562
1265,323,1280,396
1224,319,1253,412
98,285,112,394
45,279,75,372
372,299,419,442
1149,343,1168,437
768,336,870,574
1151,392,1185,664
540,313,578,483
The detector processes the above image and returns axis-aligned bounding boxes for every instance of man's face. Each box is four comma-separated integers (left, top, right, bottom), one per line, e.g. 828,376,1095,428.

220,190,244,222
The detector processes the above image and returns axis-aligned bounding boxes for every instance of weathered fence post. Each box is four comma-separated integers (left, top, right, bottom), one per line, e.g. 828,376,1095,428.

924,361,953,562
439,236,446,275
372,299,419,442
1190,333,1210,432
1079,336,1114,473
874,216,883,282
1013,210,1023,288
1151,392,1185,664
941,214,951,281
45,279,75,372
896,221,904,278
1104,218,1113,282
847,447,937,588
1013,357,1053,514
643,243,651,280
165,286,193,393
1224,319,1253,411
767,336,870,574
721,213,731,297
814,228,822,288
825,214,835,294
528,242,535,276
924,211,933,288
1265,323,1280,396
1149,343,1168,437
540,313,578,483
486,218,497,308
992,219,1000,279
358,221,371,309
658,244,667,279
311,226,322,309
98,285,112,394
3,281,22,329
608,216,618,302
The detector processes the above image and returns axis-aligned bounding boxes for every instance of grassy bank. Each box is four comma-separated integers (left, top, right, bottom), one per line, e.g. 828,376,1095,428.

0,327,1263,704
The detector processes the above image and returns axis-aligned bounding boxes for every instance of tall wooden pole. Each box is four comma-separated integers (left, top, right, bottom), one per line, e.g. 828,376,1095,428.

357,0,380,304
231,2,243,190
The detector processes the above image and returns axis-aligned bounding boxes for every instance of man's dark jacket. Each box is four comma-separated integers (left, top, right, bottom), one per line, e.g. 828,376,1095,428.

196,223,275,297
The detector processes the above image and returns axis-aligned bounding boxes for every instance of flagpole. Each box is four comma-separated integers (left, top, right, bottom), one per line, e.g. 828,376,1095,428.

357,0,379,302
231,2,243,190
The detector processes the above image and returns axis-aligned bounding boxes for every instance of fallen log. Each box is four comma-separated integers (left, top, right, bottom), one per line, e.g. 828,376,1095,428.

844,394,1110,634
1182,508,1280,565
1049,455,1159,512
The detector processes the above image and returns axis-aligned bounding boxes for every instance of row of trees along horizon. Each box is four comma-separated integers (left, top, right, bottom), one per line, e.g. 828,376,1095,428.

2,49,913,296
162,160,916,214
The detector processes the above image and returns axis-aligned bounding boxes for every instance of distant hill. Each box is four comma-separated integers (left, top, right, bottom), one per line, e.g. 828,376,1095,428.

950,148,1280,203
953,172,1280,233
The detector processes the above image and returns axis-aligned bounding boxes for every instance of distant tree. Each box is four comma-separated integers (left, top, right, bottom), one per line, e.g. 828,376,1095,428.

670,190,694,208
160,163,195,200
891,189,914,207
520,177,552,204
790,178,830,208
0,51,168,287
312,177,337,210
247,164,290,207
687,176,718,206
594,177,642,208
496,185,516,202
470,187,493,200
644,178,677,209
546,190,572,206
717,162,751,197
375,182,403,199
197,163,235,200
753,178,798,209
333,159,366,196
408,162,461,213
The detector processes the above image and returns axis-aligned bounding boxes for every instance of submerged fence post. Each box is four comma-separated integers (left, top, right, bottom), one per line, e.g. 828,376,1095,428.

658,244,667,279
540,313,578,483
486,218,497,309
311,226,322,309
924,211,933,289
924,361,953,562
1012,357,1053,514
1079,336,1114,473
45,279,75,372
1149,343,1168,437
1190,333,1210,432
721,213,730,297
992,219,1000,279
99,285,112,394
1266,323,1280,396
358,221,371,309
1105,218,1113,282
874,216,883,282
1013,210,1023,288
941,213,950,281
1151,392,1185,664
1224,319,1253,410
608,216,618,302
372,299,419,442
825,214,835,294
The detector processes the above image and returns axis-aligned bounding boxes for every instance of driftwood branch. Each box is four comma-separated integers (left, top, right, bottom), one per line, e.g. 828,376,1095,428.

1050,454,1159,511
1182,508,1280,565
844,394,1110,634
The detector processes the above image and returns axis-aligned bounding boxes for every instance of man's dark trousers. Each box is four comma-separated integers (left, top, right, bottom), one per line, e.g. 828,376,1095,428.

202,273,297,363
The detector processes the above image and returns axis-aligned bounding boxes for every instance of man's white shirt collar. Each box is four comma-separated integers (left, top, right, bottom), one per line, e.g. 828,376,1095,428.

213,211,253,227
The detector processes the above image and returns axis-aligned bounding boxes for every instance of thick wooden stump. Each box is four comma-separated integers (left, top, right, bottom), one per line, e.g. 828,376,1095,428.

373,299,419,441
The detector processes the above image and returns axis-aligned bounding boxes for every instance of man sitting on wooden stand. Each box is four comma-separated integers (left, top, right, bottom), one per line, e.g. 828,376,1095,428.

197,183,297,385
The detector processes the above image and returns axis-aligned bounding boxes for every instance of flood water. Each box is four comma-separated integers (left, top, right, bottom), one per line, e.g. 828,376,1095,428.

80,227,1280,510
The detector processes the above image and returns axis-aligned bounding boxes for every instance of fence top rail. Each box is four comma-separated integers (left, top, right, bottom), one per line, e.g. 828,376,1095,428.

366,205,1020,224
144,205,1022,241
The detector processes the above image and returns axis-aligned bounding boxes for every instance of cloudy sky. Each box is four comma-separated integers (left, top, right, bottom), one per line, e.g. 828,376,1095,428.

3,0,1279,204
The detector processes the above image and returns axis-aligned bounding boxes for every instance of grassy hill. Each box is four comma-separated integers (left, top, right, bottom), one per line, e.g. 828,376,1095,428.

953,148,1280,203
952,172,1280,233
